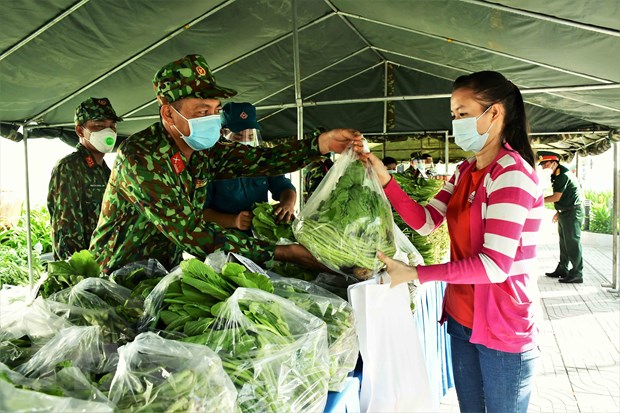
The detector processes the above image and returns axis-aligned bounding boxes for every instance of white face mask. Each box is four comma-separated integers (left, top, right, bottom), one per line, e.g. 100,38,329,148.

452,106,495,152
84,127,116,153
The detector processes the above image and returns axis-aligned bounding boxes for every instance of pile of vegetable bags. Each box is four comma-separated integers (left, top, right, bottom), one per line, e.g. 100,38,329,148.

109,332,237,413
293,146,421,279
140,259,330,413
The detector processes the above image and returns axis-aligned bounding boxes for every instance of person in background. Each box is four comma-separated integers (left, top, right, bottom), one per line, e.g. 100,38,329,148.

47,97,122,260
366,71,543,413
303,155,333,203
90,54,361,273
204,102,297,231
539,151,584,283
381,156,397,173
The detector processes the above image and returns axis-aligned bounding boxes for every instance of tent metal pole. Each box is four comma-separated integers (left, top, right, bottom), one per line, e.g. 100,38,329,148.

458,0,620,37
444,131,449,174
603,141,620,294
383,61,388,136
121,12,334,118
0,0,91,62
256,83,619,111
342,12,614,84
292,0,304,209
22,127,35,290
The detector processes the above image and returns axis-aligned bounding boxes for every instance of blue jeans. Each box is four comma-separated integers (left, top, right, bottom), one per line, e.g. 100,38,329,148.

447,316,539,413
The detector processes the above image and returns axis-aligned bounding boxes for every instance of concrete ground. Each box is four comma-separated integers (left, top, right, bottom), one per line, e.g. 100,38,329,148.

440,210,620,412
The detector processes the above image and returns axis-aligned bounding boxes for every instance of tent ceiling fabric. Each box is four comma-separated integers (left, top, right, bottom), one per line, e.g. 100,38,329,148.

1,0,618,158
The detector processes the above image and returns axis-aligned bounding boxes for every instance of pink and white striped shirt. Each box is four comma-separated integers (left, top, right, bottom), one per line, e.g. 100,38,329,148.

385,145,543,352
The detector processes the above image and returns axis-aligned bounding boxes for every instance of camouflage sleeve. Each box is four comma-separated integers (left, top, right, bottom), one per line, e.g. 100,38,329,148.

47,162,87,260
267,175,296,201
114,150,276,264
209,137,322,179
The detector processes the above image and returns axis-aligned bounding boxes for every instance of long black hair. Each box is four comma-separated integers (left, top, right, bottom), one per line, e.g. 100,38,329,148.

452,71,535,168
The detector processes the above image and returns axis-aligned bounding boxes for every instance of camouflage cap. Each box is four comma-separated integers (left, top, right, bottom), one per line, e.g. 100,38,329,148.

74,97,122,125
153,54,237,104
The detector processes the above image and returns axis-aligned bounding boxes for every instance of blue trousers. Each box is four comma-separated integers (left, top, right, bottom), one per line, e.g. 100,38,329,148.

447,316,539,413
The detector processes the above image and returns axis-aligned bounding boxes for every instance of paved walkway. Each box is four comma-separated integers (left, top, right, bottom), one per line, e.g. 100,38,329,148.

440,214,620,412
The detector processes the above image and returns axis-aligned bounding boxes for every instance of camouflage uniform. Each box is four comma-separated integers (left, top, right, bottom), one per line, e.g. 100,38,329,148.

90,55,322,272
47,97,121,260
303,159,331,203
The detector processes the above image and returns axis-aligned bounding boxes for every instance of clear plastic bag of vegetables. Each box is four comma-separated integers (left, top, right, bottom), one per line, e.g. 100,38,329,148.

108,332,238,413
0,379,113,413
0,295,71,369
293,146,398,280
271,276,358,391
16,325,110,379
183,287,330,413
46,277,144,344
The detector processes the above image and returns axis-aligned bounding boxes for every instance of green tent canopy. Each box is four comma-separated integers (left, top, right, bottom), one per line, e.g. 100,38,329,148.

1,0,619,161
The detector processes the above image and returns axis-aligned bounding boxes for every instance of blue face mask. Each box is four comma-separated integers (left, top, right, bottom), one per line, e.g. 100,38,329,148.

452,106,495,152
171,106,222,150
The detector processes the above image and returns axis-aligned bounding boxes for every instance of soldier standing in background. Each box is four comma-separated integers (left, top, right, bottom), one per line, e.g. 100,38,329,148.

90,54,361,274
539,151,584,283
47,97,121,260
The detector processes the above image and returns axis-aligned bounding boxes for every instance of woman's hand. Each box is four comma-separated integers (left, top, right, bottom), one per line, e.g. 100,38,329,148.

361,153,392,187
377,251,418,287
318,129,363,154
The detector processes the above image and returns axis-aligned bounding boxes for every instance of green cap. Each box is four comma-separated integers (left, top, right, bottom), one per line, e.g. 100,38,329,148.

74,97,122,126
537,151,560,165
153,54,237,104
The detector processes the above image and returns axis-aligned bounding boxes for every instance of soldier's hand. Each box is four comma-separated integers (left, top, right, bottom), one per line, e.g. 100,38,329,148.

235,211,253,230
273,202,295,223
318,129,363,154
552,212,559,223
274,244,330,271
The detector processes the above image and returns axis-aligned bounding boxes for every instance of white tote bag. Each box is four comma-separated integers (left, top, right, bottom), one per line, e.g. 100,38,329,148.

349,278,437,413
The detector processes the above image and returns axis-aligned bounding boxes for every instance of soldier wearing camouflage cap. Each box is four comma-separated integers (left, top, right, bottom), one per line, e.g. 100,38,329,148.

47,97,122,260
90,53,363,274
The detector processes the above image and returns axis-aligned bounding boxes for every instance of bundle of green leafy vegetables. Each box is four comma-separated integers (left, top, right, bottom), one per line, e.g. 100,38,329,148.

251,202,295,243
293,158,396,279
109,332,238,413
272,277,358,391
391,173,449,265
41,250,101,298
144,259,329,413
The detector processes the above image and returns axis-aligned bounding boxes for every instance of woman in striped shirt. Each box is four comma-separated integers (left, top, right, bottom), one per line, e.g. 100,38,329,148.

366,71,543,413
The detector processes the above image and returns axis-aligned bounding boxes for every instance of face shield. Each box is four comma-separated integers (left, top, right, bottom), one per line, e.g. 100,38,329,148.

222,128,262,147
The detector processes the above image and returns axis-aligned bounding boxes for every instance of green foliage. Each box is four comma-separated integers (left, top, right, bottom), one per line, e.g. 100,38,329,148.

0,206,51,287
252,202,295,242
42,250,102,297
391,174,449,264
585,190,615,234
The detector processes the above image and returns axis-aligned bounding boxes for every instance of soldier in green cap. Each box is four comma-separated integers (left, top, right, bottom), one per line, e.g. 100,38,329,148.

539,151,584,283
47,97,122,260
90,54,362,274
